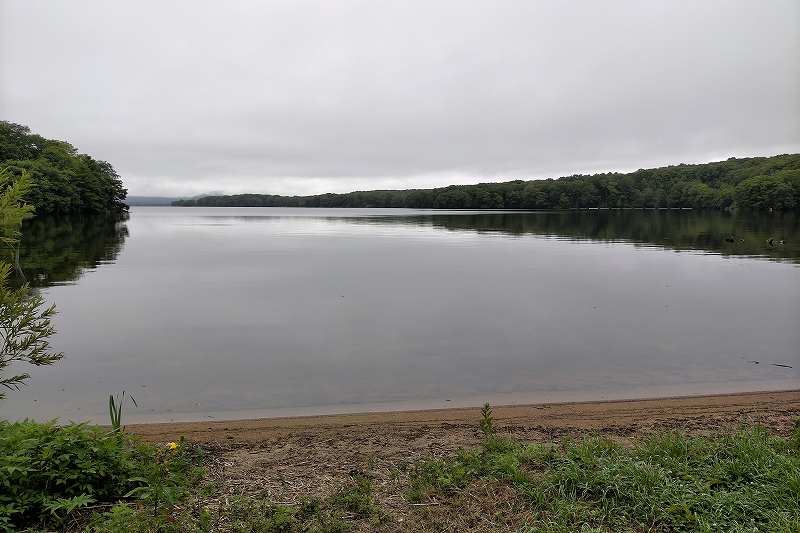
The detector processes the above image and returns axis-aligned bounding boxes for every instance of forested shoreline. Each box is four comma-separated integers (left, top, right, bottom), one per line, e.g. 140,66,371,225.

0,121,127,215
174,154,799,211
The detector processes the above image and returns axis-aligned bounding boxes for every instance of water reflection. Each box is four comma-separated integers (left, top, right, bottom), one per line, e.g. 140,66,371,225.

18,215,129,287
346,210,800,263
16,210,799,291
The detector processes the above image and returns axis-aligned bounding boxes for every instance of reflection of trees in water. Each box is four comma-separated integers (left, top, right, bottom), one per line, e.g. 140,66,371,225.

18,215,129,287
14,210,798,290
352,211,800,263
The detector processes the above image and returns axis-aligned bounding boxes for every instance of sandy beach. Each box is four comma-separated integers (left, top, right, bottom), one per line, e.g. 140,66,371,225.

129,389,800,444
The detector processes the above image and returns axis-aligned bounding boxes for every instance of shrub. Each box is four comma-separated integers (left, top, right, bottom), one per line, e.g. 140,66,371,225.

0,420,201,531
0,420,133,528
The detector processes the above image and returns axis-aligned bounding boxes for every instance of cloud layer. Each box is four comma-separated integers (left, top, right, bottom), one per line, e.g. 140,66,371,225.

2,0,798,196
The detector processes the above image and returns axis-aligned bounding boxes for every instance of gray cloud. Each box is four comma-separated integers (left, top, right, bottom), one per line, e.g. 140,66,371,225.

2,0,798,196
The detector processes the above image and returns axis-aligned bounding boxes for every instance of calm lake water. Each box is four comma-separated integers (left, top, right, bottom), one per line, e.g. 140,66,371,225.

4,207,799,423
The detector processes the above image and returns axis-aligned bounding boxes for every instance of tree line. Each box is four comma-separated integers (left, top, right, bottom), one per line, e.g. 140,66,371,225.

0,121,127,215
174,154,800,211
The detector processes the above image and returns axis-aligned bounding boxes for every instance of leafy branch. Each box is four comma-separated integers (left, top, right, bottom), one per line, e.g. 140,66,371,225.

0,169,62,399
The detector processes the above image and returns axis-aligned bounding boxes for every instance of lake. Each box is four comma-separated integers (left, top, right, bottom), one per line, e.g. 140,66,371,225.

3,207,798,423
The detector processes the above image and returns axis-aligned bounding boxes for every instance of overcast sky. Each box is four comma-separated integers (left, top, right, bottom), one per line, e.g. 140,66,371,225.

1,1,798,197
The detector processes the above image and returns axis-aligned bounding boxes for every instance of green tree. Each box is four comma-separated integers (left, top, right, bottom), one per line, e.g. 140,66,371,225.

735,175,795,211
0,121,127,215
0,170,62,399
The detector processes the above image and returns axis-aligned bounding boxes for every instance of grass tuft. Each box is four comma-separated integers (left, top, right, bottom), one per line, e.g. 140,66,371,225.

410,425,800,532
329,473,377,519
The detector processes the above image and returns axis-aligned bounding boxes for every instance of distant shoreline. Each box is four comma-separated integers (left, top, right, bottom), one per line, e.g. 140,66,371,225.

170,153,800,211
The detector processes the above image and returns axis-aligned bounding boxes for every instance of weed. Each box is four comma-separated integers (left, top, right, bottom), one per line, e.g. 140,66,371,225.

0,420,137,529
108,390,137,433
125,438,204,518
330,474,376,518
480,402,494,437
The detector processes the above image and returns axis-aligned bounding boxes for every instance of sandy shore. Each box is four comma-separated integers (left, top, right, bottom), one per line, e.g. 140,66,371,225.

129,389,800,444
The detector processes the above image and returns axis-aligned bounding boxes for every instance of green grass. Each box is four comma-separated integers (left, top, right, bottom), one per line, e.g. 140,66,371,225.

409,425,800,532
329,473,378,519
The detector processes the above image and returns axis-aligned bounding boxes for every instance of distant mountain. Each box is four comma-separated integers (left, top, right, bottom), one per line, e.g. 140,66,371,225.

125,196,177,206
126,192,227,206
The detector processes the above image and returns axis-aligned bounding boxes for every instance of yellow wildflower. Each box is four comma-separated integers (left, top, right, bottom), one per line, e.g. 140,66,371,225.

166,441,179,451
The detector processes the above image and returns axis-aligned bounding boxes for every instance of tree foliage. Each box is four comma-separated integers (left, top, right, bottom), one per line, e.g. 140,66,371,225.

0,121,127,215
0,263,61,396
0,171,34,250
734,171,798,211
174,154,800,211
0,170,62,399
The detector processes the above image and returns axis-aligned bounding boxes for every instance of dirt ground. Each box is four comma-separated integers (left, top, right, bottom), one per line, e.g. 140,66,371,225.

126,389,800,531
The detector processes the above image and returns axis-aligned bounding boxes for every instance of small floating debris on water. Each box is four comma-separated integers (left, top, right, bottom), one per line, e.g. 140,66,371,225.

745,359,792,369
724,235,736,243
